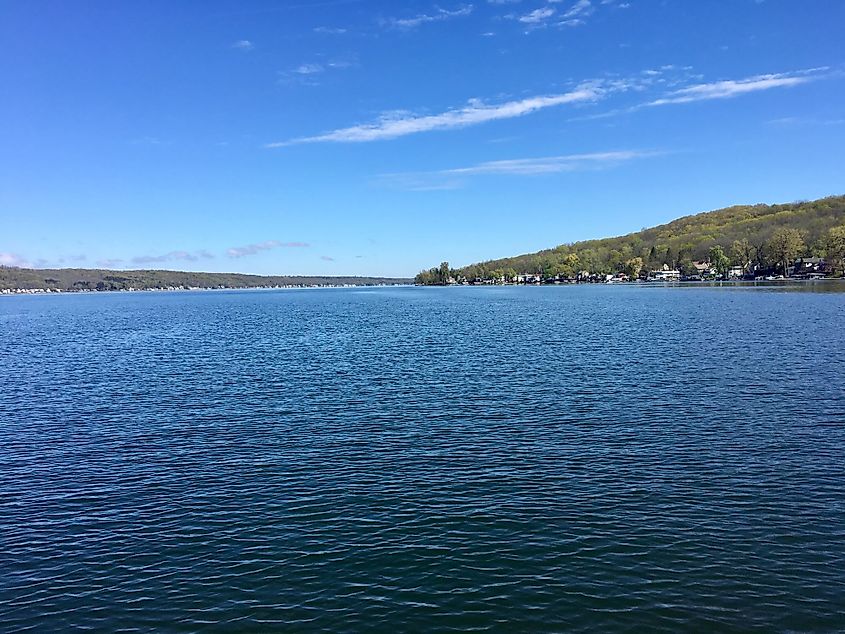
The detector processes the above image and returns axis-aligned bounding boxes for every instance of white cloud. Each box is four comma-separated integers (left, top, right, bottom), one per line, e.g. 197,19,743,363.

510,0,595,29
314,26,348,34
96,258,124,268
519,7,555,23
385,5,473,29
445,149,656,175
379,150,658,189
562,0,593,19
646,69,826,106
280,55,358,85
232,40,254,51
767,116,845,127
572,67,829,120
269,82,606,145
294,63,325,75
271,66,829,146
227,240,310,258
131,250,215,265
0,252,32,268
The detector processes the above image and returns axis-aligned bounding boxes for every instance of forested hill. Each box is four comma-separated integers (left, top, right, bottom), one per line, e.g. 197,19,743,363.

435,195,845,281
0,268,410,292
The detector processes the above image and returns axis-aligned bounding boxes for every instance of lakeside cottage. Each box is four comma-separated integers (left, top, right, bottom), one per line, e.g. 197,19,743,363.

649,269,681,281
790,258,825,276
694,261,715,277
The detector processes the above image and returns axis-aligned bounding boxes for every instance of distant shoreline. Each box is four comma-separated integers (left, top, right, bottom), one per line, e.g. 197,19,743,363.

0,266,412,294
6,279,843,297
1,284,414,296
415,278,843,288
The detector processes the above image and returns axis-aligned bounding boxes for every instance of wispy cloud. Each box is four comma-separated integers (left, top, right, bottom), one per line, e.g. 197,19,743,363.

294,63,325,75
446,149,657,174
272,66,829,146
379,150,657,189
384,5,473,29
518,7,555,23
131,250,215,265
562,0,593,18
279,54,358,85
227,240,309,258
268,82,607,145
320,255,336,261
767,115,845,127
645,69,826,106
0,252,32,268
232,39,254,51
313,26,348,34
510,0,596,29
130,136,168,146
558,0,594,25
96,258,124,268
573,67,829,120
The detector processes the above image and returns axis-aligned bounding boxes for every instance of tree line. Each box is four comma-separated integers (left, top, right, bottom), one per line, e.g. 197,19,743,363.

416,196,845,284
0,267,411,291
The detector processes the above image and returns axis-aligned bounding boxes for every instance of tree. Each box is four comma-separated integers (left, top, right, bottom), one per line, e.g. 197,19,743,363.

439,261,451,284
827,225,845,276
553,253,579,279
647,245,659,267
419,195,845,283
623,257,644,279
767,228,806,277
708,245,730,279
730,238,754,273
679,258,697,277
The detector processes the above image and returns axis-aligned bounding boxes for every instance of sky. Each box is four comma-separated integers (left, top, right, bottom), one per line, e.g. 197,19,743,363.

1,0,844,277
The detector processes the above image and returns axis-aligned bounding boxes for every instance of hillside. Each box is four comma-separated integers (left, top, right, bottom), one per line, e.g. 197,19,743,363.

418,195,845,283
0,268,410,292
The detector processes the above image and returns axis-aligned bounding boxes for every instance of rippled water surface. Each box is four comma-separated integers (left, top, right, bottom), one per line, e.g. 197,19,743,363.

2,284,844,631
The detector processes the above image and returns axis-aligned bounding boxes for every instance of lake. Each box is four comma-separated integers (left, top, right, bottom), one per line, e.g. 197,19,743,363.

1,284,844,631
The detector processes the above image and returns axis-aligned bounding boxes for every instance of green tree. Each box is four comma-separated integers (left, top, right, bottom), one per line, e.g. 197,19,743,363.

623,257,644,279
425,196,845,283
767,228,806,276
679,258,697,277
730,238,754,272
826,225,845,276
439,261,451,284
708,245,730,279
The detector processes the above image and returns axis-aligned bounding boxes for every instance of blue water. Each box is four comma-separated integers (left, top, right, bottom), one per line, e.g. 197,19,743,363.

2,284,844,631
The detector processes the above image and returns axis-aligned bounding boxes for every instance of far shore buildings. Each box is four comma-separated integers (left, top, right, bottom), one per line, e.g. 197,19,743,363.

649,268,681,281
436,255,834,286
693,261,715,277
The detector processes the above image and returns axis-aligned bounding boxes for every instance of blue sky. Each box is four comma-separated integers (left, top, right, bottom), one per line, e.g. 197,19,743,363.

1,0,843,277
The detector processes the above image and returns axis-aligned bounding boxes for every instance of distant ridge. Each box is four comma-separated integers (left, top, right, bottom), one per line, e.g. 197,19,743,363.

420,195,845,281
0,267,410,292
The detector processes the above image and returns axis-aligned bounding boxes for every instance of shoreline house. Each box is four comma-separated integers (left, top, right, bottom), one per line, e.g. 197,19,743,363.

650,268,681,281
789,257,826,278
516,273,542,284
693,261,715,278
